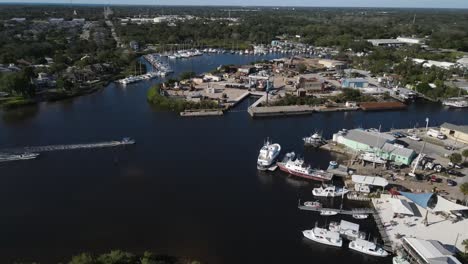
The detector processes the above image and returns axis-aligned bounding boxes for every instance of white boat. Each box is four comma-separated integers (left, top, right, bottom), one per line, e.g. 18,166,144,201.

349,239,389,257
312,185,349,197
329,220,366,241
393,256,410,264
442,99,468,108
353,214,369,220
304,201,322,208
303,227,343,247
303,132,325,147
277,154,333,182
168,55,177,60
0,152,40,162
320,210,338,216
257,139,281,170
360,152,386,164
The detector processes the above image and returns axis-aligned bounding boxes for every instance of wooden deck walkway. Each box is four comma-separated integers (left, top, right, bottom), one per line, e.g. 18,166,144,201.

298,205,374,215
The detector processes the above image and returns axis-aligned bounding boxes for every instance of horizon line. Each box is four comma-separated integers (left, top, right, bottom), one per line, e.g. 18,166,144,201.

0,2,467,10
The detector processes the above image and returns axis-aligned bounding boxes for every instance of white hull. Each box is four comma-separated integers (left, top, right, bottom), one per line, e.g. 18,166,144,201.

257,141,281,170
302,228,342,247
312,186,349,197
349,240,389,257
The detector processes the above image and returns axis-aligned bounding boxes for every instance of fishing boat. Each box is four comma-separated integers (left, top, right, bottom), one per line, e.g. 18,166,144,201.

352,214,369,220
312,185,349,197
0,152,40,162
277,154,333,182
302,227,343,247
257,139,281,170
320,210,338,216
303,132,326,147
304,201,322,208
349,239,389,257
329,220,366,241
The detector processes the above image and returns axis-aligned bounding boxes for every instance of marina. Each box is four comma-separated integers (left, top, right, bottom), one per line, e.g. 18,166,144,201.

1,52,467,264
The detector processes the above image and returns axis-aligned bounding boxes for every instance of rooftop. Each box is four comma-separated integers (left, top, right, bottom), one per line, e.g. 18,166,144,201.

381,142,415,159
404,237,461,264
441,122,468,134
342,129,395,148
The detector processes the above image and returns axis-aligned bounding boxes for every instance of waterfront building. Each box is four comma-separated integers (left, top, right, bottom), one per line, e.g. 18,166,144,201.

296,77,323,91
440,123,468,144
333,129,416,165
400,237,462,264
367,39,406,47
341,78,369,88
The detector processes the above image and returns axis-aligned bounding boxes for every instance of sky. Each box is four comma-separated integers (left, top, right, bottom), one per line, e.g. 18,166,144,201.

1,0,468,9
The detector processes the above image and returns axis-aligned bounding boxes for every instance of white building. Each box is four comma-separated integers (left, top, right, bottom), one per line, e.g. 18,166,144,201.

412,58,457,70
396,36,425,45
401,237,462,264
457,57,468,68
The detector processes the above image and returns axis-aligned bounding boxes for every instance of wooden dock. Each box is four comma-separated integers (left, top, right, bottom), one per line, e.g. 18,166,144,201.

298,205,374,215
371,209,394,251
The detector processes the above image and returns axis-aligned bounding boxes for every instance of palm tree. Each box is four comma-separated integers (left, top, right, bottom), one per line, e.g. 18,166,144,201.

461,183,468,206
462,239,468,254
462,149,468,164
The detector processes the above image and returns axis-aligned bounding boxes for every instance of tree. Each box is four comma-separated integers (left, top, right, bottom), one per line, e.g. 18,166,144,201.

463,239,468,254
461,183,468,206
96,250,135,264
462,149,468,164
69,253,94,264
297,63,307,74
450,153,462,164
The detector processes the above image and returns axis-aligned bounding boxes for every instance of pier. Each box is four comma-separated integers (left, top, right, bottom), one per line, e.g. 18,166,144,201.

298,204,374,215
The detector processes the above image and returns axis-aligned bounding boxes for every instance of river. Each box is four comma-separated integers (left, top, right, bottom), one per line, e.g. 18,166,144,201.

0,54,467,263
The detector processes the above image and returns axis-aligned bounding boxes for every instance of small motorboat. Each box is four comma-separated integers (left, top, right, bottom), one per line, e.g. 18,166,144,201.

353,214,369,220
349,239,389,257
312,185,349,197
304,201,322,208
320,210,338,216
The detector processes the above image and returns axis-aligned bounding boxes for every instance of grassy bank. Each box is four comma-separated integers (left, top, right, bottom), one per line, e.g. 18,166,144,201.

0,97,36,110
147,85,220,112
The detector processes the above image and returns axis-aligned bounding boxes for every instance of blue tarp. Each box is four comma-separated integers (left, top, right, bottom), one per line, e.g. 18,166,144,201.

399,192,434,209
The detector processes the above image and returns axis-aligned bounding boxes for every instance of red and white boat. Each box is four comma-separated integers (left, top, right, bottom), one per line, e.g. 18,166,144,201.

277,152,333,182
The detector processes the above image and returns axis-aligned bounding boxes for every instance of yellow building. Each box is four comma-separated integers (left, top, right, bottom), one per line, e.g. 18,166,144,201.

440,123,468,144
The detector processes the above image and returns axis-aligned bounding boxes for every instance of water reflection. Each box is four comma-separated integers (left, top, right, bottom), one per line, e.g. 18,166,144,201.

1,104,39,124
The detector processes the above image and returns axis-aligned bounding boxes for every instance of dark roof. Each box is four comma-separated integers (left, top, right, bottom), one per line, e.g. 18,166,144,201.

441,123,468,134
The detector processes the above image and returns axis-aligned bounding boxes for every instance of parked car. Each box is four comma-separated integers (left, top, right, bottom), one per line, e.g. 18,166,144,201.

437,134,447,140
448,162,463,169
447,169,464,177
425,162,435,170
430,175,442,183
392,132,404,138
433,164,444,173
445,146,456,151
408,134,421,141
447,179,457,186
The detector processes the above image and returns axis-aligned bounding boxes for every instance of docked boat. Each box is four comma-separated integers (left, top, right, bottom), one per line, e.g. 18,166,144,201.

257,139,281,170
353,214,369,220
302,227,343,247
0,152,40,162
360,152,386,164
303,132,326,147
120,137,136,145
442,99,468,108
304,201,322,208
329,220,366,241
320,210,338,216
312,185,349,197
277,153,333,182
349,239,389,257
